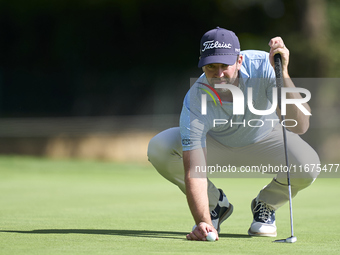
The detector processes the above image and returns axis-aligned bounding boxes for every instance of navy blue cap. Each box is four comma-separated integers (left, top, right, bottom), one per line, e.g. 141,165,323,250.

198,27,241,68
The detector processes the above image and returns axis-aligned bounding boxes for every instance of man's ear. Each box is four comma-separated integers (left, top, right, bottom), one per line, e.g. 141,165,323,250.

238,55,243,65
237,55,243,70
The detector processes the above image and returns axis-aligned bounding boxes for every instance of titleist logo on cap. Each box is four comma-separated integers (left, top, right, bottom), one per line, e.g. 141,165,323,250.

202,40,232,52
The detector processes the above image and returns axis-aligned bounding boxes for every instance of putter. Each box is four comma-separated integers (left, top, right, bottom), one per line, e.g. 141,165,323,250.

273,53,297,243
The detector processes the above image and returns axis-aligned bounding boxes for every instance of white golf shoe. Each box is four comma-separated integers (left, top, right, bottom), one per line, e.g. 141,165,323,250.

192,189,233,233
248,198,277,237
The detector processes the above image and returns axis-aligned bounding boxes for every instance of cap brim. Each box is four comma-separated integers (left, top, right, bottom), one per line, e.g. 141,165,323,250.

198,54,238,68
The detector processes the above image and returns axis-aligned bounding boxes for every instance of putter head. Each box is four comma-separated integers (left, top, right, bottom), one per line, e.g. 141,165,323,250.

273,236,297,243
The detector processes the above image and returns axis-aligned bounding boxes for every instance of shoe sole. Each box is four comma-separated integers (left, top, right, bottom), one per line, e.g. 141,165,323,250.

248,198,277,237
247,229,277,237
217,203,233,233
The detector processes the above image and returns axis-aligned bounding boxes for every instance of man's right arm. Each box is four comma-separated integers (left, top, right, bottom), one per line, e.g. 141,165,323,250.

183,148,219,241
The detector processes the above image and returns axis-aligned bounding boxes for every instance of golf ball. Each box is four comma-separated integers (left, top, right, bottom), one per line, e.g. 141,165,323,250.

206,232,217,241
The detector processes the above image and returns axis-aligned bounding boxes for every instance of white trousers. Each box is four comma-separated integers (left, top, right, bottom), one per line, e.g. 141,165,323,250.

147,124,320,211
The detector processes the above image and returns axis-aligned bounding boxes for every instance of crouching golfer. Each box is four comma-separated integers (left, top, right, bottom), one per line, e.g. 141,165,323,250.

147,27,320,241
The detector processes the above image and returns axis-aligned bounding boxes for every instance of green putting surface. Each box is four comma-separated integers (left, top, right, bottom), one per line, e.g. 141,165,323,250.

0,156,339,254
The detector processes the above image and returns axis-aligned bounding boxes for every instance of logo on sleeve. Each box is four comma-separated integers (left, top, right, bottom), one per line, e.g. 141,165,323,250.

182,139,192,146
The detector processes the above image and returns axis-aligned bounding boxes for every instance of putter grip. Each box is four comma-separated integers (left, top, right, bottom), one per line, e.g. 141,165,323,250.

274,53,283,88
274,53,284,110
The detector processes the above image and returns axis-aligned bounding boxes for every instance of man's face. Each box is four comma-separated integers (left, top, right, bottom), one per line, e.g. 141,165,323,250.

203,55,243,88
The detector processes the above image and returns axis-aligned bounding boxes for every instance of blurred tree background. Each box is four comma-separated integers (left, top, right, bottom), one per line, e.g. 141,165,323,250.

0,0,339,162
0,0,339,117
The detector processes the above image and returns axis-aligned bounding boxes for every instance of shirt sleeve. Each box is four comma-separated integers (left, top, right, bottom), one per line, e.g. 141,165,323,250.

180,85,210,151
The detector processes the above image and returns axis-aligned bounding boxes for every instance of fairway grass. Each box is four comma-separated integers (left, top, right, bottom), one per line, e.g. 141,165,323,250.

0,156,339,254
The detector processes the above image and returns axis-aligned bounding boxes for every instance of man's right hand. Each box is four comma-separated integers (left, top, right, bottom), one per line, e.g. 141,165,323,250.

186,222,219,241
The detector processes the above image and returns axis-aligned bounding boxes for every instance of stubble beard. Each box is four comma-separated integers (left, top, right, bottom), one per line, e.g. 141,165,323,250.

209,70,239,94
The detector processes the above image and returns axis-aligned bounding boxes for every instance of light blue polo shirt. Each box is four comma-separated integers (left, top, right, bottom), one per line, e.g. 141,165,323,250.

180,50,279,151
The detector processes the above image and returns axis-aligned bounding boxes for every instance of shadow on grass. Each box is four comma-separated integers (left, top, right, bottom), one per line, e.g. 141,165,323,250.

0,229,251,240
